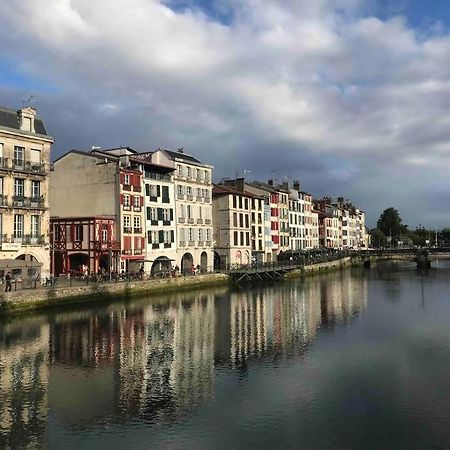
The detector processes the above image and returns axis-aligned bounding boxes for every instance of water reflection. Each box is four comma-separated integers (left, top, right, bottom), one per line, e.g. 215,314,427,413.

0,271,367,447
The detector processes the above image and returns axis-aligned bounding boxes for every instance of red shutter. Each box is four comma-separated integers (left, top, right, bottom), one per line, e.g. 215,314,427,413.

140,196,143,206
120,173,125,184
120,194,124,205
70,224,75,242
123,236,131,249
141,237,145,248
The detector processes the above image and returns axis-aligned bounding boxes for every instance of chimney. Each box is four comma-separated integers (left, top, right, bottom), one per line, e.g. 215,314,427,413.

282,181,289,190
268,179,273,186
177,147,184,153
293,180,300,191
235,177,245,192
18,107,36,133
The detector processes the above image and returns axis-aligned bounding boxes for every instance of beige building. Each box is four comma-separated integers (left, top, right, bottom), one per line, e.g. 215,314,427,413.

50,148,146,273
0,106,53,281
212,184,253,267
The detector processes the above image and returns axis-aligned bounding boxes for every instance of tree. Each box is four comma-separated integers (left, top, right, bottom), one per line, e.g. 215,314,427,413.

376,207,408,239
370,228,387,248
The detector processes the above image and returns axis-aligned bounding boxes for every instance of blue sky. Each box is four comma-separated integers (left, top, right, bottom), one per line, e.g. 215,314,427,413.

2,0,450,228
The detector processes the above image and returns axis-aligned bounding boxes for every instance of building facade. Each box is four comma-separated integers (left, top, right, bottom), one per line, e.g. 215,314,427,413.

0,106,53,281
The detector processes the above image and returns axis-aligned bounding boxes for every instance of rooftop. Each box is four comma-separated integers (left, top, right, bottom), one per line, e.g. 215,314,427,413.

0,106,49,136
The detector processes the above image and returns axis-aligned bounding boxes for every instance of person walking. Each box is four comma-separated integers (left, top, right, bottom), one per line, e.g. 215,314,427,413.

5,272,12,292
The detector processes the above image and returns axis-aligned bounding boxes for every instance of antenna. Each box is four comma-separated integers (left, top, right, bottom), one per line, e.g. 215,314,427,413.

22,95,35,108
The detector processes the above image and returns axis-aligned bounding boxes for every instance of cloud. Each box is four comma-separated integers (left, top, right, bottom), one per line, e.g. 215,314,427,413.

1,0,450,226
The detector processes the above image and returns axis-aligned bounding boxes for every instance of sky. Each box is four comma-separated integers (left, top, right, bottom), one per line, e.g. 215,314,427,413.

1,0,450,228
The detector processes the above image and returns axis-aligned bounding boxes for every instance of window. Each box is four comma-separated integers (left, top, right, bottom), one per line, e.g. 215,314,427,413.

14,146,24,164
198,229,202,240
244,198,249,210
0,143,3,158
177,164,182,176
206,228,211,241
123,215,131,228
14,214,23,239
31,180,40,198
233,213,237,227
188,228,194,241
162,208,170,221
233,195,237,209
234,231,238,245
123,174,130,185
14,179,24,197
30,149,41,166
31,215,40,237
123,194,130,207
177,185,184,196
164,231,172,244
101,224,108,241
134,216,141,230
162,186,170,203
187,167,192,178
133,196,140,208
74,224,83,241
187,204,192,218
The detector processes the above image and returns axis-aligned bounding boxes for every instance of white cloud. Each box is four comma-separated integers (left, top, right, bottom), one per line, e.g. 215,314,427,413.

1,0,450,226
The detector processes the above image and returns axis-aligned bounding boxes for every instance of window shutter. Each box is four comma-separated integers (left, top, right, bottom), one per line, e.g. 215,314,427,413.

159,230,164,243
170,209,173,221
70,225,75,242
171,230,174,243
147,207,151,221
120,194,124,205
145,184,150,196
141,237,145,248
157,208,163,221
140,196,143,207
157,185,161,197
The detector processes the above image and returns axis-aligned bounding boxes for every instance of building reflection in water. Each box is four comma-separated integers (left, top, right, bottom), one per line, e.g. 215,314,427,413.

0,319,49,449
0,271,367,445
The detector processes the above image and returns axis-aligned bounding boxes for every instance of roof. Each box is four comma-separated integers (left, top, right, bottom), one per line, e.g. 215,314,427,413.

213,183,258,199
0,106,49,136
162,149,204,165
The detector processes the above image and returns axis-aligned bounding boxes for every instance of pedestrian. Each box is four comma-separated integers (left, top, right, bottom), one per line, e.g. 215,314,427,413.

5,272,12,292
139,266,145,280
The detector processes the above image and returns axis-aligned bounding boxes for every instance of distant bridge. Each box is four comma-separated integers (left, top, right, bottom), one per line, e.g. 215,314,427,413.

361,248,450,268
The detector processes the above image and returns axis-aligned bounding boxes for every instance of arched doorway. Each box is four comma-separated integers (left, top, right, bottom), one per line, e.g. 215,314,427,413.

236,250,242,265
200,252,208,273
13,254,42,282
214,252,221,270
151,256,172,276
69,253,89,276
181,253,193,275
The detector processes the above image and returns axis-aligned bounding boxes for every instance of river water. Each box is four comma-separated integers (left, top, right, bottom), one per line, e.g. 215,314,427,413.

2,262,450,449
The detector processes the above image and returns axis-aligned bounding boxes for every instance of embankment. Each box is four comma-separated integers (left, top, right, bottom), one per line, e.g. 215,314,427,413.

0,273,230,315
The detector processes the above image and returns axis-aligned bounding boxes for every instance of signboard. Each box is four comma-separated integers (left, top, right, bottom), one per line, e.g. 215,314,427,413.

2,242,21,251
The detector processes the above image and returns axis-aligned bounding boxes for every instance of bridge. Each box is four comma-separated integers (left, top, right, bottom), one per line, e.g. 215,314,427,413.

222,262,299,284
361,247,450,268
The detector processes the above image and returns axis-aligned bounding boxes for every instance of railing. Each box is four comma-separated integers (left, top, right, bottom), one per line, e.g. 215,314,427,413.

197,241,204,246
187,218,194,224
206,240,212,246
188,240,195,246
30,196,45,209
177,193,185,200
123,227,132,234
0,158,8,169
197,219,203,224
133,186,142,192
22,235,45,245
133,228,142,234
187,195,194,201
134,249,143,255
205,219,212,225
123,184,132,191
0,195,7,206
179,241,186,247
178,217,185,223
133,206,142,212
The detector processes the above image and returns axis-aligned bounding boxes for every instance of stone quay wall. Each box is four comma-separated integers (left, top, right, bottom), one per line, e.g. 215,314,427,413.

0,273,230,315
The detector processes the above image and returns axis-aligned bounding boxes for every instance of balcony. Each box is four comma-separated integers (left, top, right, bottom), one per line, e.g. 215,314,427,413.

94,240,121,251
0,158,8,170
123,227,132,234
179,240,186,247
133,228,142,234
187,218,194,224
188,240,195,246
187,195,194,201
197,241,204,246
30,196,45,209
12,196,30,207
205,219,212,225
123,205,131,211
22,235,46,245
123,184,132,191
177,193,185,200
133,206,142,212
197,218,203,224
204,197,211,203
0,195,7,207
133,185,142,193
206,240,212,246
196,196,203,201
134,249,143,255
122,249,133,255
12,160,48,174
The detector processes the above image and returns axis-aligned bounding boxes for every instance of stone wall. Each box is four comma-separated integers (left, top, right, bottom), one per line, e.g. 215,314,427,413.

0,273,230,314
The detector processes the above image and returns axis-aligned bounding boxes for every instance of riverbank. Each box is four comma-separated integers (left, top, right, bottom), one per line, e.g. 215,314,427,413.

0,273,230,315
0,256,369,315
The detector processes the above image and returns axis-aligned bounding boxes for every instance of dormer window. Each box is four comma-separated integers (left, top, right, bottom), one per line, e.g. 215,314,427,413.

18,107,36,133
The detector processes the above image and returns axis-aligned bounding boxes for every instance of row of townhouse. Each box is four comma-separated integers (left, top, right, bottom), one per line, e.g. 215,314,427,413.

0,104,369,282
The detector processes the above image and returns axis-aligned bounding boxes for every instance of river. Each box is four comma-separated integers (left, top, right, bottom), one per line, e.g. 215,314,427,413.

2,262,450,449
